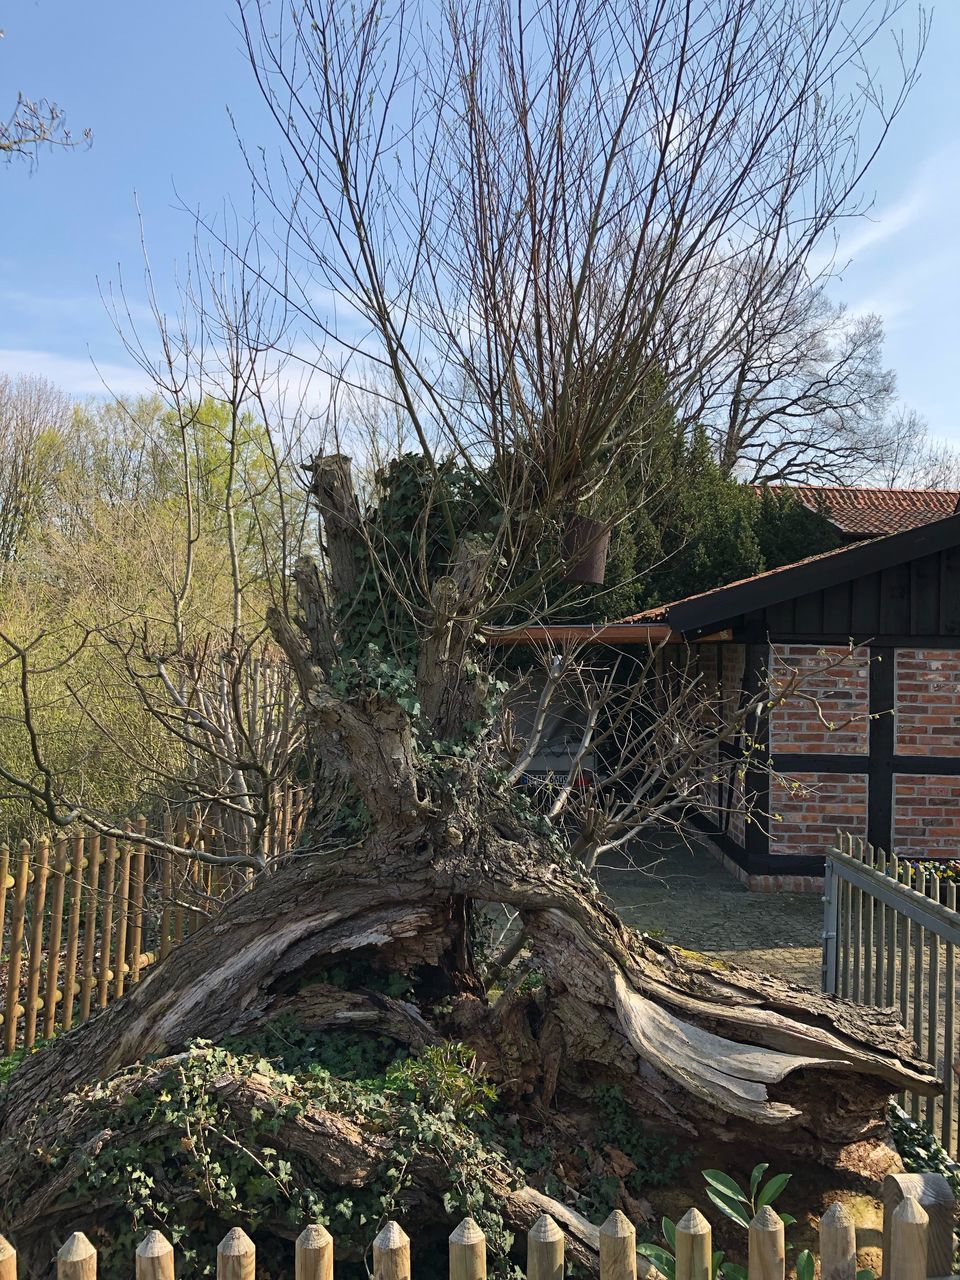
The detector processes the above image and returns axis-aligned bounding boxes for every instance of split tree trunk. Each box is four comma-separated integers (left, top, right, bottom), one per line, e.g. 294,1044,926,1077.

0,825,936,1144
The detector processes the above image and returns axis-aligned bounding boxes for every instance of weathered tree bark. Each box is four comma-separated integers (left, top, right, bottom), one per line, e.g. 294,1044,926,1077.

0,825,936,1143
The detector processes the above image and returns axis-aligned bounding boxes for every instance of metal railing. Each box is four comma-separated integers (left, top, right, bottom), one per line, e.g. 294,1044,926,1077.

822,832,960,1157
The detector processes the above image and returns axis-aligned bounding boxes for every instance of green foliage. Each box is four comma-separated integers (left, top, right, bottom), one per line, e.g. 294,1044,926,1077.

593,1086,687,1193
1,1034,525,1280
0,1038,51,1085
386,1044,498,1121
340,454,496,665
888,1103,960,1197
702,1164,796,1230
515,401,842,622
638,1163,802,1280
0,391,302,834
225,1016,404,1080
623,429,841,616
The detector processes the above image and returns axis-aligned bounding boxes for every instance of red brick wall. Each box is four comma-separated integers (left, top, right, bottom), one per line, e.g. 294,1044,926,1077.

691,640,959,873
769,645,870,755
896,649,960,757
892,774,960,858
769,771,868,856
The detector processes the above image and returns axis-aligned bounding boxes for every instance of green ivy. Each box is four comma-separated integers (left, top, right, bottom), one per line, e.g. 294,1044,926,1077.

0,1034,527,1280
889,1103,960,1197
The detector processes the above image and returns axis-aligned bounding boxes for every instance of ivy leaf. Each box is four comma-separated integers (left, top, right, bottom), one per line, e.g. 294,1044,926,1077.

637,1244,676,1280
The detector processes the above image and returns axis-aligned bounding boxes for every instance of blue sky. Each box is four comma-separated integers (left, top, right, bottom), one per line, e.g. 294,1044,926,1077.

2,1,958,443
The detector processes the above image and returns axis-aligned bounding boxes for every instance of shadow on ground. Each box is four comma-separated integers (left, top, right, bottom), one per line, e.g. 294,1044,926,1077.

598,829,823,987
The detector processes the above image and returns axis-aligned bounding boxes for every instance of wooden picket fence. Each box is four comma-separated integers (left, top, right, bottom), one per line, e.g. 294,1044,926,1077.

0,1178,956,1280
0,794,309,1056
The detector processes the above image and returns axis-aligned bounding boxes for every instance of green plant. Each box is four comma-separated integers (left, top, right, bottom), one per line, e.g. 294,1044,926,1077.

385,1044,498,1122
0,1036,526,1280
638,1164,800,1280
702,1164,796,1230
889,1103,960,1197
593,1086,687,1192
636,1216,726,1280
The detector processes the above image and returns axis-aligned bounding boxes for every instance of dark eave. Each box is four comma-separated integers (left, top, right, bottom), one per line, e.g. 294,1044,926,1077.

667,509,960,636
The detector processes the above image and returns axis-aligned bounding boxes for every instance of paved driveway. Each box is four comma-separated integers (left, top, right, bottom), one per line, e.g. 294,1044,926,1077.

597,830,823,987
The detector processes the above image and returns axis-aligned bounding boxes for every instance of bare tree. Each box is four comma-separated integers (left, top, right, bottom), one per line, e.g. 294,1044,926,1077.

868,407,960,489
687,274,900,483
0,1,938,1269
1,31,90,165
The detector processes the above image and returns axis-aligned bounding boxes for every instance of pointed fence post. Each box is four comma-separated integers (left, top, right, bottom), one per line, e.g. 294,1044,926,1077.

79,832,102,1022
747,1207,784,1280
450,1217,487,1280
3,840,31,1055
43,836,69,1040
599,1211,635,1280
296,1224,333,1280
0,1233,16,1280
888,1197,927,1280
217,1227,255,1280
372,1222,410,1280
675,1208,711,1280
61,830,86,1028
882,1172,954,1278
136,1230,174,1280
818,1203,855,1280
57,1231,97,1279
527,1214,564,1280
23,835,50,1048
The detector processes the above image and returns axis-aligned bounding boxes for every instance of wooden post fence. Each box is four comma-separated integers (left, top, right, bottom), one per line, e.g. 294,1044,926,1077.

0,814,242,1053
0,1189,954,1280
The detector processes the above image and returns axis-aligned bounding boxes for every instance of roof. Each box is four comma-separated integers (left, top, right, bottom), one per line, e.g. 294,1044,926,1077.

645,508,960,636
621,540,857,626
490,504,960,648
759,484,960,537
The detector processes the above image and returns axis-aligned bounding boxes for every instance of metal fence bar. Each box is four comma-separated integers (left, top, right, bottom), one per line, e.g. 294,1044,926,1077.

944,880,957,1155
824,837,960,1157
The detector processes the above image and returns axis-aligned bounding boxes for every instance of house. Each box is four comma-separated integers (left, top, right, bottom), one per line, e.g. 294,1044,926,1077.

497,507,960,890
758,484,960,543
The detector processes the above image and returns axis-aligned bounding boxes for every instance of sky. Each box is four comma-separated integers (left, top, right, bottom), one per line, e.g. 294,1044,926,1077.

1,1,959,444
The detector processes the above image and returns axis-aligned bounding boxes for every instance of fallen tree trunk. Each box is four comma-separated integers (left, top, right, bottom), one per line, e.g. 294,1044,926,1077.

0,828,937,1149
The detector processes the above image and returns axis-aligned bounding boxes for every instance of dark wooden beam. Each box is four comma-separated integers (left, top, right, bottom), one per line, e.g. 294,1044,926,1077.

868,645,895,852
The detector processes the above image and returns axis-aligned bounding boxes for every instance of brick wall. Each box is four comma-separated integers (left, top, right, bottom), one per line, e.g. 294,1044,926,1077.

896,648,960,757
769,771,868,856
893,774,960,858
769,644,870,755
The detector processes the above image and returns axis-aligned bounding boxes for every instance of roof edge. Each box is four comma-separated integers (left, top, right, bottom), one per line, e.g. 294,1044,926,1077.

666,509,960,635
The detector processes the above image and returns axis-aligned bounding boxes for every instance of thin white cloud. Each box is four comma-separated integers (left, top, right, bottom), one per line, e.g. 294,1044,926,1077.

809,186,928,279
0,350,147,397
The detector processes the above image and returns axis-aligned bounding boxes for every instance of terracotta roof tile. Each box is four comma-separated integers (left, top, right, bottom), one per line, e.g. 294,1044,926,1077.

758,484,960,536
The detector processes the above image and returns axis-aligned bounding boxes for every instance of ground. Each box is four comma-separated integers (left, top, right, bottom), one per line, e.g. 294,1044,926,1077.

599,831,823,987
